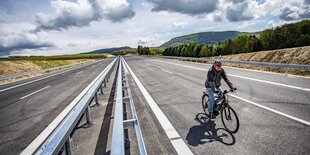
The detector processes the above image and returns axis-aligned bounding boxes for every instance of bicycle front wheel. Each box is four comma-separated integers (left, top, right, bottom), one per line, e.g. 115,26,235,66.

221,106,239,133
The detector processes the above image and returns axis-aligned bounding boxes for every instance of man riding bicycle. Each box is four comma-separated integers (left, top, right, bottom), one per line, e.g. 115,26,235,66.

205,60,236,119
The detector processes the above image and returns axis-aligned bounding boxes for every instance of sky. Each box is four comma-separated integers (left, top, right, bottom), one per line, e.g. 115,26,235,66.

0,0,309,56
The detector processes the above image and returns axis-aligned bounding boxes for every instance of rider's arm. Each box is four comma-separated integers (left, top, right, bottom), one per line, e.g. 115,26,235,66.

222,69,233,89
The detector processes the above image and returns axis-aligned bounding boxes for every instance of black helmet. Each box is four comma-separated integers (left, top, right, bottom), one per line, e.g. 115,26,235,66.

214,60,222,67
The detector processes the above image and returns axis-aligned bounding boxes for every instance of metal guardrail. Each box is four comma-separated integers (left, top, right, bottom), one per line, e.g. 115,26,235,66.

161,56,310,70
21,57,118,155
110,57,147,155
0,60,99,81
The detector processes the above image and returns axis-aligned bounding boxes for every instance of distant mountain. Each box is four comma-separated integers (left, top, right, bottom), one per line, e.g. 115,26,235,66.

160,31,259,47
82,46,132,54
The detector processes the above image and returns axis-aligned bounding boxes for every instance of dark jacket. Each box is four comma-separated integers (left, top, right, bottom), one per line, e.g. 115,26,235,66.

205,66,233,91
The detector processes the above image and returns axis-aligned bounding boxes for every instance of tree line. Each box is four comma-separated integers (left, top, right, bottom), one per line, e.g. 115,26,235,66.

137,45,151,55
162,20,310,57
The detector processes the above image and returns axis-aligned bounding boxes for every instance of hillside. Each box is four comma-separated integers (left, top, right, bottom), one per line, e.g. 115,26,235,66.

215,46,310,65
83,46,132,54
161,31,259,47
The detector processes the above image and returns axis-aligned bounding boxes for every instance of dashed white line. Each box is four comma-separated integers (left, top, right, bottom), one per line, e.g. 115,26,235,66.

123,58,193,155
20,85,51,100
229,94,310,126
76,71,84,75
150,59,310,92
161,69,174,74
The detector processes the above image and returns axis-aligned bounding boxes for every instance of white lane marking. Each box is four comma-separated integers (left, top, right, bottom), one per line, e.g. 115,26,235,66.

123,58,193,155
76,71,84,75
21,58,117,155
20,86,51,100
161,69,174,74
145,63,150,66
151,59,310,92
229,94,310,126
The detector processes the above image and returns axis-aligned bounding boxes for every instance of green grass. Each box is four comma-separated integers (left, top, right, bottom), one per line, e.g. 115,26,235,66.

112,48,138,55
31,60,73,69
149,47,165,55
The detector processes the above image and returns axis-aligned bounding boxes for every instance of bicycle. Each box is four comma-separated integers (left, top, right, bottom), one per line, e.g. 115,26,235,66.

201,88,239,133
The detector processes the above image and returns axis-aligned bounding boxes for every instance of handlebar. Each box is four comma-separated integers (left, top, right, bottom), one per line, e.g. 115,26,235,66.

224,87,237,94
212,88,237,94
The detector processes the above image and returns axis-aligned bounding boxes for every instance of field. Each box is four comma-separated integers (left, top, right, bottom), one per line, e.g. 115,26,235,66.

0,54,111,77
213,46,310,65
210,46,310,76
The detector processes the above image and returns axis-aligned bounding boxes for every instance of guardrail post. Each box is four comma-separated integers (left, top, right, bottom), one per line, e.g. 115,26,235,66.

100,85,104,94
95,93,99,104
64,137,73,155
103,78,107,87
83,106,95,128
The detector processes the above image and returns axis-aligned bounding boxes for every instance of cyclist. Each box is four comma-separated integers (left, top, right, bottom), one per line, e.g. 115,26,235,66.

205,60,236,119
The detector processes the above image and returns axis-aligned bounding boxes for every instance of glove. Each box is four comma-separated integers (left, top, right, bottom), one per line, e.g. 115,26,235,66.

230,87,237,92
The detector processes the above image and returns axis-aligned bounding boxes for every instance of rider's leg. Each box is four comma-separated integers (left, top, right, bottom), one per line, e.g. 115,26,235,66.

207,88,214,113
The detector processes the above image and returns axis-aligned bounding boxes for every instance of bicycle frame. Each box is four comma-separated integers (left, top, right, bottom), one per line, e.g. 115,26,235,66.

215,91,231,112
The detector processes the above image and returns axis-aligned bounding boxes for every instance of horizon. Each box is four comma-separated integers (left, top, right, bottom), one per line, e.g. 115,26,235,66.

0,0,309,56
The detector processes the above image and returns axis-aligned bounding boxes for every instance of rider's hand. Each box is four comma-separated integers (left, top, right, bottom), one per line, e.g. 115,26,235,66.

230,87,237,92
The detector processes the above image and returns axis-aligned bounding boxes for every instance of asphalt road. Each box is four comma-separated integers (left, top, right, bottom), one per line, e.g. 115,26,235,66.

0,58,115,154
123,56,310,155
1,55,309,155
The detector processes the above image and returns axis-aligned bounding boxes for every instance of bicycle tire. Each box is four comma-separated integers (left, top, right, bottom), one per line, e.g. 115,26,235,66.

221,106,239,133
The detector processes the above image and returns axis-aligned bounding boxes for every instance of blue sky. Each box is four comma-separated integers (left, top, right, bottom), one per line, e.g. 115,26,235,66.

0,0,309,56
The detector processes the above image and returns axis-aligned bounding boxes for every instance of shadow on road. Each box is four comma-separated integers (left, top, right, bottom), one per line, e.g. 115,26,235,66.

186,113,236,147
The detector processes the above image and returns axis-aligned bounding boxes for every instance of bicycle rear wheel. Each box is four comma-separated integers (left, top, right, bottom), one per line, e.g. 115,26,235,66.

201,94,209,115
221,106,239,133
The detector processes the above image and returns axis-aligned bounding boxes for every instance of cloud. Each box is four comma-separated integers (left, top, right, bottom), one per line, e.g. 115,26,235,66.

279,6,310,21
67,43,78,47
146,0,218,16
227,0,246,3
145,0,309,22
34,0,135,32
260,0,310,21
145,0,260,22
172,21,188,28
137,34,159,44
95,0,135,22
0,32,55,56
226,2,254,22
